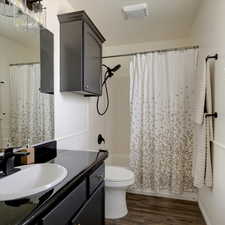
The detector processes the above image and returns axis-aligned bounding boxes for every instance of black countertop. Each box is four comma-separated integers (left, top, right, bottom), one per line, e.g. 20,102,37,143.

0,149,108,225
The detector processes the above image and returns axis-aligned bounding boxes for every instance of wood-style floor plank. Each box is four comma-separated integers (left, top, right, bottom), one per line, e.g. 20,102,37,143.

105,193,206,225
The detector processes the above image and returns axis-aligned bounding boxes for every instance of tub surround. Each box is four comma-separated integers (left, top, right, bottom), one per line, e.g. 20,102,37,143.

0,146,108,225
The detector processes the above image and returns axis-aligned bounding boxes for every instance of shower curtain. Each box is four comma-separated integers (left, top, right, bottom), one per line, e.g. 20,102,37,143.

129,49,198,194
9,64,54,147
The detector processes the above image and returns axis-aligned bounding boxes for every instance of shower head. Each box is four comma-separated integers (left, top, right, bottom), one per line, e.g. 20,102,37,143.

111,64,121,73
103,64,121,78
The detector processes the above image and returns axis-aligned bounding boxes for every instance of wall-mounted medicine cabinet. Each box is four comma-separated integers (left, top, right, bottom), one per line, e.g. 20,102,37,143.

58,11,106,96
40,27,54,94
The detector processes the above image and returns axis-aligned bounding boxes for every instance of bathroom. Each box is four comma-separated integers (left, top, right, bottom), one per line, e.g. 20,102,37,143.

0,0,224,225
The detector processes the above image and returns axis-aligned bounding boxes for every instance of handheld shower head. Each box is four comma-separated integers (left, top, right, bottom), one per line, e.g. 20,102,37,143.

103,64,121,78
97,64,122,116
111,64,121,73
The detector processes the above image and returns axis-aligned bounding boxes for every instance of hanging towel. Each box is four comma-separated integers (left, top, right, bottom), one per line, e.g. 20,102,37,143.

193,61,206,125
193,61,213,188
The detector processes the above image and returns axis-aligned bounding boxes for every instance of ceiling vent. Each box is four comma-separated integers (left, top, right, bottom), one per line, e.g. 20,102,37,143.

122,3,149,20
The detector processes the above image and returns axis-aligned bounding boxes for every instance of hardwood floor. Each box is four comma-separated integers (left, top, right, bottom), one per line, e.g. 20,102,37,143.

105,193,206,225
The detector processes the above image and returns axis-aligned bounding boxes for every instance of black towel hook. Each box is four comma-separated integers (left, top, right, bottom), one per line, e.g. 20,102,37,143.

206,54,218,62
205,112,218,118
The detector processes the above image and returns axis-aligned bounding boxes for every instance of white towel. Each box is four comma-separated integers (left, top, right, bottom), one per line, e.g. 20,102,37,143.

193,61,213,188
193,60,206,125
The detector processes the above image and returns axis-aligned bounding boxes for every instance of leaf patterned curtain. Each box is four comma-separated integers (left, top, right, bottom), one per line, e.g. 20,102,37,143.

9,64,54,147
129,49,198,194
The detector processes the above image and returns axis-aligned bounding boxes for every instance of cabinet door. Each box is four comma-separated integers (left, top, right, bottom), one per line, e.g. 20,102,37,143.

71,183,105,225
40,28,54,94
41,180,87,225
59,20,83,92
83,22,102,96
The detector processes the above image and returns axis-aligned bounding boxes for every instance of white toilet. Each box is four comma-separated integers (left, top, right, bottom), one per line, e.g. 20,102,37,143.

105,166,135,219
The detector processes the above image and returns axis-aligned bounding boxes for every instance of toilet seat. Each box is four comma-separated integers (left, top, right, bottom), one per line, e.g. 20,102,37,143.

105,166,135,187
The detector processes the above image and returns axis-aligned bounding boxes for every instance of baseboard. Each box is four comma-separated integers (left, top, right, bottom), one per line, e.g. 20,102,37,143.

213,140,225,150
198,200,212,225
128,189,197,202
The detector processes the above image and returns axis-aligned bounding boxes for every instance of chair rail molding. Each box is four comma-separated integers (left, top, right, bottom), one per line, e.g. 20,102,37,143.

56,130,89,142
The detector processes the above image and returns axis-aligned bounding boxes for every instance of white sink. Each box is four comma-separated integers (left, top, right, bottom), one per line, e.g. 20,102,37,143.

0,164,68,201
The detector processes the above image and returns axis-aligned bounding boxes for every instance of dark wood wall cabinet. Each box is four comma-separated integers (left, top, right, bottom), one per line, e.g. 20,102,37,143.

58,11,106,96
40,27,54,94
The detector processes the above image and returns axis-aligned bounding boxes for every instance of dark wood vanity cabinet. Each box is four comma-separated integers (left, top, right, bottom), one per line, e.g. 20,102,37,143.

41,181,87,225
58,11,106,96
40,28,54,94
39,164,105,225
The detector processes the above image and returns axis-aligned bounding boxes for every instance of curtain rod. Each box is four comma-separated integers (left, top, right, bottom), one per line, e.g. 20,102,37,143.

102,45,199,59
9,62,40,66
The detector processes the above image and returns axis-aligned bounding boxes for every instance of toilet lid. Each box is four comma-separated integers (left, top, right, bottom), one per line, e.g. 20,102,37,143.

105,166,134,182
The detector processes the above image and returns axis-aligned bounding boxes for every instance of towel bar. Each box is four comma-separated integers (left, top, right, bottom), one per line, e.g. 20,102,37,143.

206,54,218,62
205,112,218,118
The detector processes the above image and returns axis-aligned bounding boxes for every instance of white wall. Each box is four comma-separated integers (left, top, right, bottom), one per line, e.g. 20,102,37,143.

46,0,99,151
191,1,225,225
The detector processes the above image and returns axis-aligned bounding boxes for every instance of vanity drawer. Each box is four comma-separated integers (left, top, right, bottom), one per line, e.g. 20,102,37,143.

89,164,105,195
41,180,87,225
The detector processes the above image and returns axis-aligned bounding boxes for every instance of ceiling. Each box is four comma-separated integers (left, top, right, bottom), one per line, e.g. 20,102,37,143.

69,0,202,46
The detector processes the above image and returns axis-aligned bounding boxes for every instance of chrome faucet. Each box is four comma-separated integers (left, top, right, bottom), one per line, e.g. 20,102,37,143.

0,148,30,177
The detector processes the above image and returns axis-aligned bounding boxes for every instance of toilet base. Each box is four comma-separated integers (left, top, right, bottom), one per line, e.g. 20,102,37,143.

105,187,128,219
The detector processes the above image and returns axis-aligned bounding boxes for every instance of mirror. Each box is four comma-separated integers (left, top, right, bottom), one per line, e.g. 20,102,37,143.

0,2,54,149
